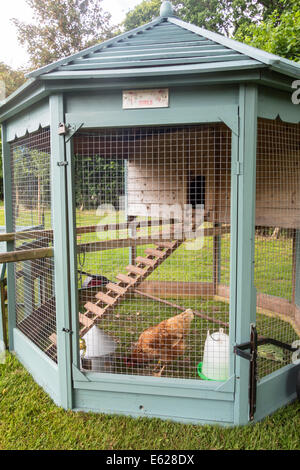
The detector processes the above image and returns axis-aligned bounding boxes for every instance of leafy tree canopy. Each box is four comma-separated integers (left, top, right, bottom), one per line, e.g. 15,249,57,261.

123,0,296,36
13,0,115,70
0,62,25,99
235,2,300,61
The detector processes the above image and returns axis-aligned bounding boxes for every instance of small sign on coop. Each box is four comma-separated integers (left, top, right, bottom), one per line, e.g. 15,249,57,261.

123,89,169,109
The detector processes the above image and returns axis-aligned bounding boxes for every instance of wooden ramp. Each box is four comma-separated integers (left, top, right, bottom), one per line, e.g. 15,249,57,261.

47,239,183,352
80,239,183,336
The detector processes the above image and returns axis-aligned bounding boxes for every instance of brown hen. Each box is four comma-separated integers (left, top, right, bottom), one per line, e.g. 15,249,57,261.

126,309,194,376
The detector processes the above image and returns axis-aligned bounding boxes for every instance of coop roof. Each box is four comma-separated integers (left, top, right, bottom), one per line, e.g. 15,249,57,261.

26,13,300,81
1,6,299,112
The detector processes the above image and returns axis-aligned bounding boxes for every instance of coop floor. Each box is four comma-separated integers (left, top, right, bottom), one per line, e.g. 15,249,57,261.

79,297,297,380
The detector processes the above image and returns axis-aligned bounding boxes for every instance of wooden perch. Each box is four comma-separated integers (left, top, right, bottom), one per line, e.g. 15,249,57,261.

134,289,229,328
0,247,54,264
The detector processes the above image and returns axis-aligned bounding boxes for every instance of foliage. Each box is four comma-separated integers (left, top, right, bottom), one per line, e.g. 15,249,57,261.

13,146,51,211
123,0,296,36
12,0,115,70
235,3,300,61
0,62,25,99
74,154,125,210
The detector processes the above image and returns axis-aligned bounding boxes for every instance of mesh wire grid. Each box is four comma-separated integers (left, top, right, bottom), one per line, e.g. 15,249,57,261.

255,118,300,379
10,128,57,361
74,124,232,380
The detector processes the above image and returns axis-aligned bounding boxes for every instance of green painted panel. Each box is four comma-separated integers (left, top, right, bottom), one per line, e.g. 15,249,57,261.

90,44,228,56
73,388,234,425
255,363,299,422
61,54,244,72
6,98,50,141
14,328,60,406
42,60,263,81
73,48,236,63
258,85,300,123
76,369,235,398
65,106,239,136
105,40,214,51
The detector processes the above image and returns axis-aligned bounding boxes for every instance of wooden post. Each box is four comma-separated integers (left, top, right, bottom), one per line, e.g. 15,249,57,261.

294,230,300,308
292,229,297,305
0,278,7,349
213,223,221,295
234,85,258,425
50,94,73,410
1,123,16,351
65,138,80,369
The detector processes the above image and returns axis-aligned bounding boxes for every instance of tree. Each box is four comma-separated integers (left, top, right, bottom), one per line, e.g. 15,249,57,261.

0,64,26,201
13,0,115,70
0,62,25,99
235,3,300,61
123,0,297,36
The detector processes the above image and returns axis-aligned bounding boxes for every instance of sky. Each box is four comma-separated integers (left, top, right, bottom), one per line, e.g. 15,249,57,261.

0,0,142,69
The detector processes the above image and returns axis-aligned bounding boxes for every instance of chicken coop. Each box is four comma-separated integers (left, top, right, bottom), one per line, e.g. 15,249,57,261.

0,2,300,426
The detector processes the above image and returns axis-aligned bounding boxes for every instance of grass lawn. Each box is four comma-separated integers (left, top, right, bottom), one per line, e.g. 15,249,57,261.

0,354,299,450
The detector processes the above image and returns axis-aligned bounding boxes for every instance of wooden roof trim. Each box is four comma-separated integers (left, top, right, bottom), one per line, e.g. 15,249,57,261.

41,59,264,80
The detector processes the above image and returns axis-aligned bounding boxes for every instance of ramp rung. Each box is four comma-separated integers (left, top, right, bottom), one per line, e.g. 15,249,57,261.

136,256,157,267
79,313,94,328
49,333,57,346
145,248,165,258
84,302,105,317
116,273,136,285
155,241,178,249
96,292,116,305
107,283,126,295
126,265,146,275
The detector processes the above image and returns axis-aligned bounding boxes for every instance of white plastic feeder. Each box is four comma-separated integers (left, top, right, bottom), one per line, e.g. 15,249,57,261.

202,329,230,381
81,326,117,372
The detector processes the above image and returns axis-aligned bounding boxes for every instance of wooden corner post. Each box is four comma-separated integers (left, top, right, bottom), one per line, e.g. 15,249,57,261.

1,123,16,351
234,85,258,425
50,94,73,410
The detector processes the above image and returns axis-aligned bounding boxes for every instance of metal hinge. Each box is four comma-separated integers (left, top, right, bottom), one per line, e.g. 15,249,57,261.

234,161,243,176
62,328,73,335
57,161,68,167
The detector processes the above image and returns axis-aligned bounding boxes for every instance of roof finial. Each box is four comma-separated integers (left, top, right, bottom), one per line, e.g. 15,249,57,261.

160,1,174,17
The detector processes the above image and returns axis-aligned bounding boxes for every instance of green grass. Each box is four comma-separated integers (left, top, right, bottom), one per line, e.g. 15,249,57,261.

0,354,299,450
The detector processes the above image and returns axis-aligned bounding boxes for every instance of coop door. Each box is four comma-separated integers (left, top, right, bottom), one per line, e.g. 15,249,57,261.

188,175,206,210
73,125,233,381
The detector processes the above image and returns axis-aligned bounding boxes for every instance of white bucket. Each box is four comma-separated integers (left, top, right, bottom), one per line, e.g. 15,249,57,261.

202,329,229,381
80,326,117,372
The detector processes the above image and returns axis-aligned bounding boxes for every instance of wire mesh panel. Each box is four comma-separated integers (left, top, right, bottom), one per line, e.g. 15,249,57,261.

10,128,56,361
74,124,232,380
255,118,300,378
